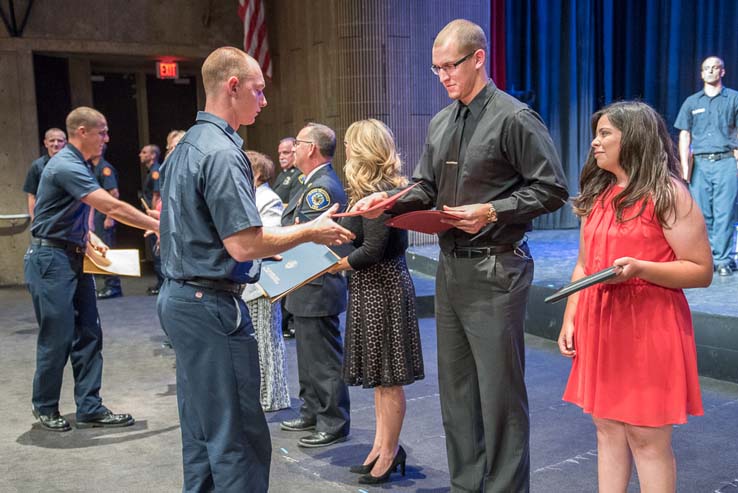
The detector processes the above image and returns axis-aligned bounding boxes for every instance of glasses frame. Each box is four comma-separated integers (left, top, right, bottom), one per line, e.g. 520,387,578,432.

431,51,477,76
294,139,314,147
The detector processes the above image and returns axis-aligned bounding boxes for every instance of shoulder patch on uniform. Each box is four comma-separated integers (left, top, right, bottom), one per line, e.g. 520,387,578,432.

152,171,160,180
298,174,306,184
102,167,112,176
306,187,331,211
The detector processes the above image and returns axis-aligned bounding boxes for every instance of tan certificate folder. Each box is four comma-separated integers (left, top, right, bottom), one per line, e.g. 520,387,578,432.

84,247,141,277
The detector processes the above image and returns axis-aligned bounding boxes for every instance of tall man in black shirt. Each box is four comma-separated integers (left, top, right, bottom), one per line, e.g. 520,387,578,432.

23,128,67,219
354,19,568,492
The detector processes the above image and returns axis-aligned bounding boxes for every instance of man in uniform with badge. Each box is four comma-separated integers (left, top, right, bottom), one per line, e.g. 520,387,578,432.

279,123,351,448
272,137,304,204
25,106,159,433
23,127,67,219
91,147,124,299
139,144,164,294
157,48,353,492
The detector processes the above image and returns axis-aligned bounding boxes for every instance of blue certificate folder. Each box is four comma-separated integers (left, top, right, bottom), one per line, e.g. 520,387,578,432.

256,242,341,302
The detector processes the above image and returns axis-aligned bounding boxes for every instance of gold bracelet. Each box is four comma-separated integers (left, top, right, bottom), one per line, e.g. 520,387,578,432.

486,203,497,224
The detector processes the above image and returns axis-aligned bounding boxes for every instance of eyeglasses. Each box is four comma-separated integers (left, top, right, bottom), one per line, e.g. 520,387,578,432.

431,51,476,76
294,139,313,147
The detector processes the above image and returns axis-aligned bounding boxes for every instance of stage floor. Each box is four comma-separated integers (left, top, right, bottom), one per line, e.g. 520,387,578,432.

1,269,737,491
409,228,738,318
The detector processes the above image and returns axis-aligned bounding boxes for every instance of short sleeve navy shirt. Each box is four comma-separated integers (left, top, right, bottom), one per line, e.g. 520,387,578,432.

674,87,738,154
22,154,50,195
143,161,161,203
93,159,119,223
159,111,263,283
30,144,100,246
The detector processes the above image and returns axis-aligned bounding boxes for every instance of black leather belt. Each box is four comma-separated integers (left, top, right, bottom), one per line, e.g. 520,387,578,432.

184,278,245,296
694,151,735,161
449,243,521,258
31,237,85,254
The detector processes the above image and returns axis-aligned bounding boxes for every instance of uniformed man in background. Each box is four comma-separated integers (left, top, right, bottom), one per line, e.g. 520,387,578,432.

139,144,163,294
25,106,158,432
157,47,353,492
91,147,123,299
23,127,67,219
272,136,303,204
279,123,351,449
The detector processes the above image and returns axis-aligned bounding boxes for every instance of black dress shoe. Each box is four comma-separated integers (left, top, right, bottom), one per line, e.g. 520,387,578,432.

717,266,732,277
282,329,295,339
97,288,123,300
146,286,160,296
298,431,348,448
32,407,71,432
280,417,316,432
358,446,407,484
76,410,135,429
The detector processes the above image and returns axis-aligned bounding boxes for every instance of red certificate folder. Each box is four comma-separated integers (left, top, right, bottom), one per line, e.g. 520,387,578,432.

544,266,618,303
333,182,420,218
384,210,462,234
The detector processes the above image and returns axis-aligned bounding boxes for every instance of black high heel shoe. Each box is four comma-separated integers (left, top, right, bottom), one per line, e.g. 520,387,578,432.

349,455,379,474
358,445,407,484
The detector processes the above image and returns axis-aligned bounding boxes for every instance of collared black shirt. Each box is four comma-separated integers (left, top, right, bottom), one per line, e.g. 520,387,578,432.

93,158,119,224
143,161,161,204
674,87,738,154
159,111,262,283
272,166,304,203
30,144,100,246
392,80,568,252
22,154,51,195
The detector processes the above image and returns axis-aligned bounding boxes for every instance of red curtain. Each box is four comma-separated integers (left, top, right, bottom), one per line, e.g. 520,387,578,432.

489,0,506,89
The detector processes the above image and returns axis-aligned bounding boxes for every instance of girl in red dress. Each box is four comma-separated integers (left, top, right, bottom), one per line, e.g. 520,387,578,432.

558,101,712,492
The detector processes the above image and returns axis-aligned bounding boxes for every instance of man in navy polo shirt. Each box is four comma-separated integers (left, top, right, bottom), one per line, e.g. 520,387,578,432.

22,127,66,219
157,47,353,492
91,147,124,299
25,106,159,432
676,56,738,276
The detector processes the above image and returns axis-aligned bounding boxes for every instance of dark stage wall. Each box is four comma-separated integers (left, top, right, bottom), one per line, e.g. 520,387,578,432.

502,0,738,229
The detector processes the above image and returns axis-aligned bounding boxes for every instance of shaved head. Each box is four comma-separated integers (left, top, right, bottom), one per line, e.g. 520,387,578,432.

201,46,260,97
434,19,487,54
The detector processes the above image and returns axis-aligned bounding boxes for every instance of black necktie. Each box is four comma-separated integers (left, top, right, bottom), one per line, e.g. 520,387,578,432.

442,106,469,208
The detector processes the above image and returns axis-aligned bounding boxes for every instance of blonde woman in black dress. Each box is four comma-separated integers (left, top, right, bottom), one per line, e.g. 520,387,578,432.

330,119,424,485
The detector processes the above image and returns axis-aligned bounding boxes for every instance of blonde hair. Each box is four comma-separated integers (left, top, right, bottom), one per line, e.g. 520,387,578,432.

66,107,105,136
201,46,258,97
344,119,407,206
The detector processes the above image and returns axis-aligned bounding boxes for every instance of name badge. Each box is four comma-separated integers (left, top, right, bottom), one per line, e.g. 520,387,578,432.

692,108,706,115
445,160,458,165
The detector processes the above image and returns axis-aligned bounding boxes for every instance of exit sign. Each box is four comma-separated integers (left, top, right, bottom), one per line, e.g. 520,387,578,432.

156,61,179,79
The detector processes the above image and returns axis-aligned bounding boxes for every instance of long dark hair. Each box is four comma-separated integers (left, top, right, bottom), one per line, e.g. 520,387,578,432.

573,101,683,227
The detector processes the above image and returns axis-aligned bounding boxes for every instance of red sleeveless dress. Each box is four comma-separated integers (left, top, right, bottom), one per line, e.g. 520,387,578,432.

562,186,703,426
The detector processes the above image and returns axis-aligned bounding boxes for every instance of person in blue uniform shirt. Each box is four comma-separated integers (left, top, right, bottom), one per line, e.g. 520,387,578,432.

140,144,164,294
279,123,352,448
91,148,123,299
157,47,353,493
353,20,568,492
25,106,159,432
23,127,66,219
675,56,738,277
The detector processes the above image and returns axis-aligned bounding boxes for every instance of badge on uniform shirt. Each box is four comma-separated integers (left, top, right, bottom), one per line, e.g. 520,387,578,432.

152,171,160,180
103,167,112,177
692,108,705,115
306,187,331,211
298,174,306,184
283,175,292,185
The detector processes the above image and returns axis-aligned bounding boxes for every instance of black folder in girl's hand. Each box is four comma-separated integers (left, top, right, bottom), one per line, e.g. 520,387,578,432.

544,266,619,304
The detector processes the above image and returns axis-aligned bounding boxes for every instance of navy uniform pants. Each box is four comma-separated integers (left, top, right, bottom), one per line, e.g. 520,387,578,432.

690,155,738,269
94,215,122,293
158,279,271,493
148,234,164,288
436,245,533,493
24,245,106,419
294,314,350,436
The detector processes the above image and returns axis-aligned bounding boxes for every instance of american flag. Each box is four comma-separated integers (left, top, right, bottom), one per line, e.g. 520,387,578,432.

238,0,273,79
